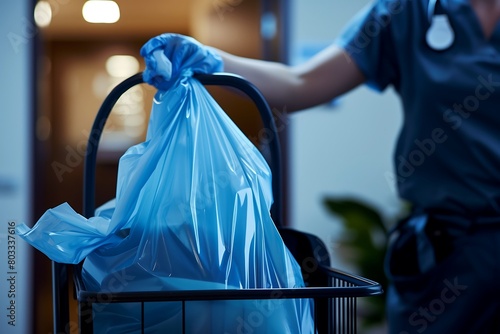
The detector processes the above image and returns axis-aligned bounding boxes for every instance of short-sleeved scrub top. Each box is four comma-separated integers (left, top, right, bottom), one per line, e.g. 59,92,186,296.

336,0,500,218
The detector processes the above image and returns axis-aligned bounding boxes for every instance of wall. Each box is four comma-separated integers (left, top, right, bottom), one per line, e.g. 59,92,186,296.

288,0,403,271
0,1,34,333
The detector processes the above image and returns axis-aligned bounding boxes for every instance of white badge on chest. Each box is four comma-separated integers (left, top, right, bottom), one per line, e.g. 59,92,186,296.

426,0,455,51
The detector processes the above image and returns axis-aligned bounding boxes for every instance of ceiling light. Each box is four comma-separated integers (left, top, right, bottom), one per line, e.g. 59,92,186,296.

106,55,140,78
34,1,52,28
82,0,120,24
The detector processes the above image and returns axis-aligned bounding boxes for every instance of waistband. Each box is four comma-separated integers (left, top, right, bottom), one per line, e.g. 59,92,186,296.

388,211,500,274
412,210,500,230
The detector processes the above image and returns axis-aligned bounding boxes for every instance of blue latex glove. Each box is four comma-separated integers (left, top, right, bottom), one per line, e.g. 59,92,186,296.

140,33,223,90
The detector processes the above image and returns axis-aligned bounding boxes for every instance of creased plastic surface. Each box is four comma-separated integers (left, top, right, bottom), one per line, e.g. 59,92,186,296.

17,51,314,332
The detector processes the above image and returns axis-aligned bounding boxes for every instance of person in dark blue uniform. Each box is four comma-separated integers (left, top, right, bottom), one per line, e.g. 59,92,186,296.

140,0,500,332
331,1,500,333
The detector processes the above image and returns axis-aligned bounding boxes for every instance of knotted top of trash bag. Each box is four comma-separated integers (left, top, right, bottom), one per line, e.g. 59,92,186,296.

140,33,224,90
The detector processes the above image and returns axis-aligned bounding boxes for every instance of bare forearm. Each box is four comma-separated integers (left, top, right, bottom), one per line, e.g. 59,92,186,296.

217,50,304,111
216,45,366,112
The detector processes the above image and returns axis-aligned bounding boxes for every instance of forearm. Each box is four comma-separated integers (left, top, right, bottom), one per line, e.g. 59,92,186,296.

215,45,365,112
216,49,304,111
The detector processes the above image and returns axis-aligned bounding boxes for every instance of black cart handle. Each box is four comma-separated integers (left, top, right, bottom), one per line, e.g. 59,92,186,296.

83,72,283,226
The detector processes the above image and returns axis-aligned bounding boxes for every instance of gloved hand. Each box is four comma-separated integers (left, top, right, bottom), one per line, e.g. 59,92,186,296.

140,33,224,90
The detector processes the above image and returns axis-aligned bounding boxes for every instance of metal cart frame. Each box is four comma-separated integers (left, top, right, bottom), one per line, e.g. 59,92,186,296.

52,72,383,334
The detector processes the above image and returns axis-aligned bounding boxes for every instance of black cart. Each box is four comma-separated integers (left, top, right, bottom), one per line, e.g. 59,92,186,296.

52,72,383,334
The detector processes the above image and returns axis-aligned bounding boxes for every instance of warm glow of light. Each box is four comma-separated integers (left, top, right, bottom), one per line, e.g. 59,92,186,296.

106,55,140,78
34,1,52,28
82,0,120,24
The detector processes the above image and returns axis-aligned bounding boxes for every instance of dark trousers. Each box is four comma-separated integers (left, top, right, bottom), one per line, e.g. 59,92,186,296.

385,216,500,334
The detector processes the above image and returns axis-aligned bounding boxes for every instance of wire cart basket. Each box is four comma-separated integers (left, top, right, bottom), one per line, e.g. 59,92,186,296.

52,72,383,334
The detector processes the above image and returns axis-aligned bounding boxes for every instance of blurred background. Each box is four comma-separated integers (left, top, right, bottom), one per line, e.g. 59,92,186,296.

0,0,401,333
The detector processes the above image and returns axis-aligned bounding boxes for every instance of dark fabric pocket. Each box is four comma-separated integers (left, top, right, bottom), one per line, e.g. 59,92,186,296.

384,221,421,278
385,215,461,289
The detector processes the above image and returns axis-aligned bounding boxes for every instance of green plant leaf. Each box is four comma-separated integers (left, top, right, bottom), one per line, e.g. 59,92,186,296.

324,197,388,235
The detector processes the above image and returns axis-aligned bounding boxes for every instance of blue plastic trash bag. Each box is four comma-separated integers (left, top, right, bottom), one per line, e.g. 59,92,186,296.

17,34,315,333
